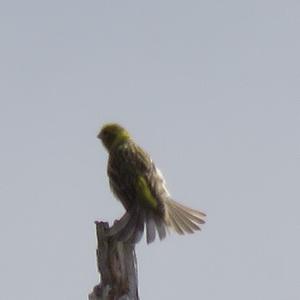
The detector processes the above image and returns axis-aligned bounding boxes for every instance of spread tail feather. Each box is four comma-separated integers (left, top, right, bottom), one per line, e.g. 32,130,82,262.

108,199,205,244
165,198,206,234
153,214,167,241
108,208,168,244
146,211,156,244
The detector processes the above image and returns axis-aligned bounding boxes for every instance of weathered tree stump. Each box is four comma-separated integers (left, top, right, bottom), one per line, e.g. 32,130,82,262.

89,221,139,300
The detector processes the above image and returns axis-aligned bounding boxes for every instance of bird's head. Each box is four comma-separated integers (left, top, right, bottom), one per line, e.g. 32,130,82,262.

98,123,130,151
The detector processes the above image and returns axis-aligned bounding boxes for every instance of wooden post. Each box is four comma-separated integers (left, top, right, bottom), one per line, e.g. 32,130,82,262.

89,221,139,300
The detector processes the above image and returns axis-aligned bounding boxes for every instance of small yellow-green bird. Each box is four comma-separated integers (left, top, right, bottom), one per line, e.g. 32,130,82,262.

98,123,206,244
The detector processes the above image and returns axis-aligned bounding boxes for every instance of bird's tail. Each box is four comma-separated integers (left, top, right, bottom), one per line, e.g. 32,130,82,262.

164,198,206,235
107,199,206,244
107,207,144,244
107,206,168,244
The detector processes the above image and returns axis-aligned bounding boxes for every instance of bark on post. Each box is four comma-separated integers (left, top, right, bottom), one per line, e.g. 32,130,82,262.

89,221,139,300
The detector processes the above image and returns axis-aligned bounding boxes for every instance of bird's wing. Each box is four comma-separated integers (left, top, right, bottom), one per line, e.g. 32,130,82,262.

136,175,158,209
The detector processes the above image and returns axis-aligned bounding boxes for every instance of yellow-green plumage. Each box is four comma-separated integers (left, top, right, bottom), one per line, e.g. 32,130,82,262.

98,123,206,244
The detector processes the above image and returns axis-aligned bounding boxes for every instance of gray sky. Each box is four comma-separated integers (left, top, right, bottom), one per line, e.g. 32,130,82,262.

0,1,299,299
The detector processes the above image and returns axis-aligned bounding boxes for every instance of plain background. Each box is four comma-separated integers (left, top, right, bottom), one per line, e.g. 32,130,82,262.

0,1,299,299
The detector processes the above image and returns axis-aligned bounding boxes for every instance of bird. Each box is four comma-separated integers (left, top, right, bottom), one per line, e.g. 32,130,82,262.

98,123,206,244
